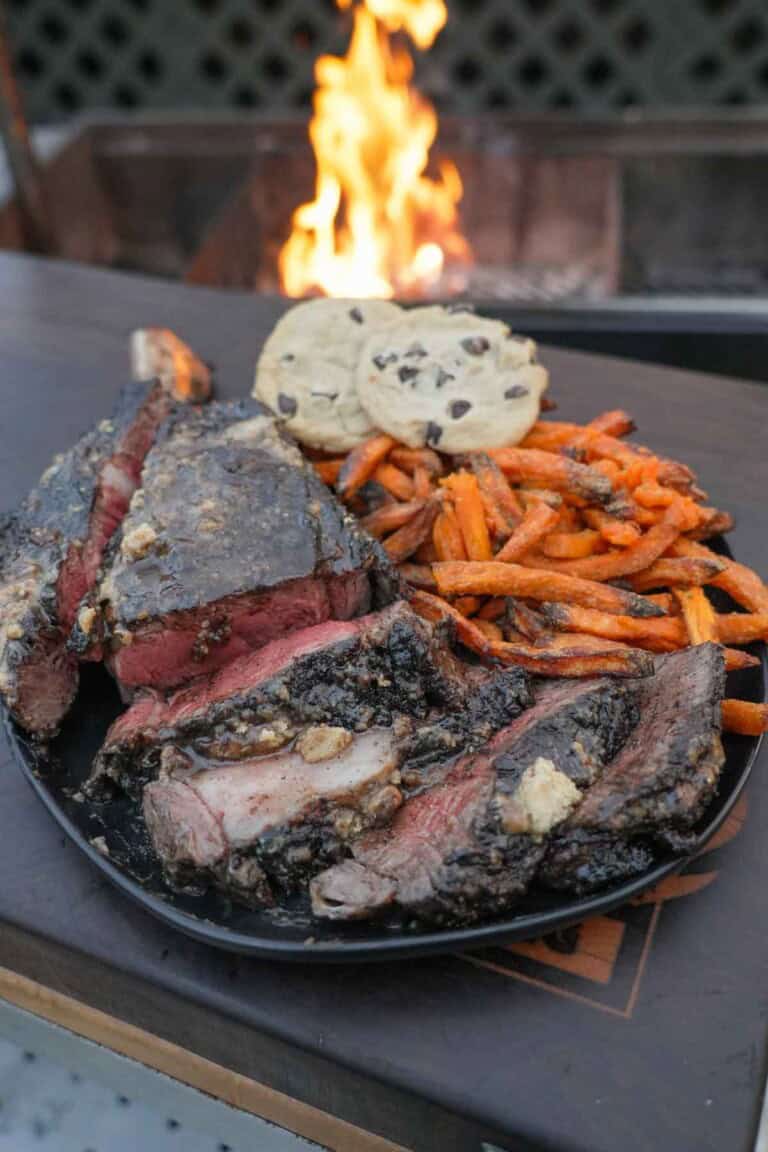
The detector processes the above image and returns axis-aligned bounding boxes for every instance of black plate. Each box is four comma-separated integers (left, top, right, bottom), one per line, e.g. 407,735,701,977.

4,557,765,962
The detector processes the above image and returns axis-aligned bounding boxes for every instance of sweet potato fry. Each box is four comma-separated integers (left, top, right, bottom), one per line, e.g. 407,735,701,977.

644,592,679,615
372,462,415,502
689,508,735,541
517,488,563,510
442,473,493,562
716,613,768,645
407,589,491,656
506,599,552,642
494,502,560,563
432,561,664,618
490,447,612,505
398,563,437,590
415,538,438,564
571,409,636,446
628,557,725,592
721,699,768,736
453,596,482,616
313,458,344,485
336,434,396,498
674,587,717,645
412,464,433,500
723,649,760,673
527,505,685,582
388,446,444,477
671,539,768,614
541,529,602,560
583,507,642,548
540,602,686,652
474,619,504,642
360,499,425,538
477,597,507,621
383,495,442,562
487,634,654,678
520,421,581,451
433,504,468,562
469,453,523,534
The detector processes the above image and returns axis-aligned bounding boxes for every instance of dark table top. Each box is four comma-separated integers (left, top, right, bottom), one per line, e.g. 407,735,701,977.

0,252,767,1152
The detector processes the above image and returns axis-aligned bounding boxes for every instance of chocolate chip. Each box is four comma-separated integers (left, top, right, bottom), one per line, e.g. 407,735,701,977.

449,400,472,419
504,384,529,399
349,306,364,324
461,337,490,356
445,303,475,314
425,421,443,445
405,342,428,359
435,367,455,388
277,393,298,417
311,391,338,402
398,365,420,385
281,352,295,362
373,352,398,370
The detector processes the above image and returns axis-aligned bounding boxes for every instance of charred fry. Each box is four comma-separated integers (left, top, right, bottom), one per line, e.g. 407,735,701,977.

487,634,654,678
540,602,685,652
671,539,768,614
398,563,437,590
628,556,726,592
383,495,442,562
490,447,612,504
361,499,426,538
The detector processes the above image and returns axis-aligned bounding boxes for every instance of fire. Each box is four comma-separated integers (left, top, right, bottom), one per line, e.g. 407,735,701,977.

279,0,470,299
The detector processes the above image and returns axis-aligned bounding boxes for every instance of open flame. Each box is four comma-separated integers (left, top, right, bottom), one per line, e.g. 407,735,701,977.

279,0,470,299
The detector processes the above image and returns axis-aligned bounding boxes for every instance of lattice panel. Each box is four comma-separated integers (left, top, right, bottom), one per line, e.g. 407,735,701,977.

6,0,768,121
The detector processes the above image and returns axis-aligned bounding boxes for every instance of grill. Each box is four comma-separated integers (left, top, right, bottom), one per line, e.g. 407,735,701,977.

6,0,768,123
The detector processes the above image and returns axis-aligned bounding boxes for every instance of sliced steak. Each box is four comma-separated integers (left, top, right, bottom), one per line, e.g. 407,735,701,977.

95,400,397,692
312,678,640,925
93,602,532,790
541,643,726,893
143,727,404,905
0,382,176,736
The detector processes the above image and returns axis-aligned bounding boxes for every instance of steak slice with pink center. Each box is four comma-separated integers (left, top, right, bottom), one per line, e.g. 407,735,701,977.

0,381,178,736
96,400,397,693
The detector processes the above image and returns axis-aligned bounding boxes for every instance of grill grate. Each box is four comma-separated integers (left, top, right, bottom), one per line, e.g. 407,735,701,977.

6,0,768,122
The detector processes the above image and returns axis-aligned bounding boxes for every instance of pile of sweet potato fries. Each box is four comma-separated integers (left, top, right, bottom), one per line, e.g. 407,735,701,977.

311,410,768,738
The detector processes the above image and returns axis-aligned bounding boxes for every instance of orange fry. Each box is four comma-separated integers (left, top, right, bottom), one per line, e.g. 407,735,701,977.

469,453,523,535
690,508,734,540
433,504,468,562
453,596,482,617
490,447,612,504
541,529,602,560
336,434,396,498
494,503,560,563
520,421,581,451
313,458,344,485
541,602,686,652
413,464,433,500
372,462,415,502
583,507,642,548
432,561,664,618
716,613,768,645
628,557,725,592
474,619,504,643
487,634,654,678
360,499,425,538
674,587,717,645
517,488,563,510
526,505,685,582
477,598,507,621
721,699,768,736
723,649,760,673
671,539,768,614
407,589,491,657
383,495,442,562
570,409,635,448
442,473,493,561
388,446,444,477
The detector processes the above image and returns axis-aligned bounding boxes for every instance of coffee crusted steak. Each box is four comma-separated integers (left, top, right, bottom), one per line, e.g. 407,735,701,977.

311,678,640,925
541,643,726,894
92,602,532,790
92,400,397,692
0,382,176,736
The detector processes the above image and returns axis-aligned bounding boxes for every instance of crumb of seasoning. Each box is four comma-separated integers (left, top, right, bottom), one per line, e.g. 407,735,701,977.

121,522,157,561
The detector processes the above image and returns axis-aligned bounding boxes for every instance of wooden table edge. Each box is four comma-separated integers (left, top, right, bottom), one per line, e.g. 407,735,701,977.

0,964,409,1152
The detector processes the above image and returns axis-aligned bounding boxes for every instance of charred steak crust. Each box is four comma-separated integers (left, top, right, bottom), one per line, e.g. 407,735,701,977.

541,644,727,893
92,603,533,790
99,400,398,690
0,381,173,736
